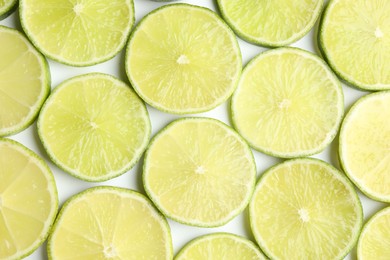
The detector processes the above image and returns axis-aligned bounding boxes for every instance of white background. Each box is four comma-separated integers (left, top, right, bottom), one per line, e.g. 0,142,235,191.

1,0,387,259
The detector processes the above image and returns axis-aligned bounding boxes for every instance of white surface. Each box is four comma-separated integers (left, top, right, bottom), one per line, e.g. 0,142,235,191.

0,1,387,259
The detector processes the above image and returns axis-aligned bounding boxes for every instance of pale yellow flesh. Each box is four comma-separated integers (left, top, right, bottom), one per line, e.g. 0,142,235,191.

21,0,133,65
340,93,390,201
321,0,390,89
0,140,57,259
176,234,265,260
0,27,47,135
39,74,150,180
250,159,361,259
144,119,255,226
128,5,241,113
232,48,342,157
358,207,390,259
50,189,171,259
218,0,322,45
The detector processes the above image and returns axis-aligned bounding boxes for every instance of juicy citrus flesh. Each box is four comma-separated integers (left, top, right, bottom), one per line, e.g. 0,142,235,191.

358,207,390,259
0,26,49,137
340,92,390,202
48,187,172,260
127,4,241,114
232,48,343,158
175,233,266,260
38,73,150,181
250,159,362,259
20,0,134,66
144,118,256,227
320,0,390,90
0,138,58,259
0,0,16,16
217,0,323,46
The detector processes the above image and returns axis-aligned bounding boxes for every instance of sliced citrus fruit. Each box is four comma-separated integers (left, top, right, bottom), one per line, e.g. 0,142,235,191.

357,207,390,259
231,47,343,158
19,0,134,66
0,25,50,137
217,0,323,47
0,138,58,260
38,73,150,182
0,0,17,20
48,186,173,259
126,4,241,114
320,0,390,90
250,158,363,259
339,91,390,202
175,233,266,260
143,117,256,227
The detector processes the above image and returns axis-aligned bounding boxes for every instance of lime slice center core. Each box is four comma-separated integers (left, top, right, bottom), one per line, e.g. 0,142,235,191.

103,245,117,258
195,165,206,175
298,208,310,222
278,98,291,109
176,54,190,65
73,3,84,15
374,27,384,38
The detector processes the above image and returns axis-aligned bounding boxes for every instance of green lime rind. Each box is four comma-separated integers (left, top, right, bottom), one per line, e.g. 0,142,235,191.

19,0,135,67
175,232,267,260
37,73,151,182
231,47,344,158
0,25,51,137
125,3,242,115
0,0,17,20
339,91,390,203
0,137,58,260
143,117,256,228
249,158,363,260
216,0,323,47
47,186,173,260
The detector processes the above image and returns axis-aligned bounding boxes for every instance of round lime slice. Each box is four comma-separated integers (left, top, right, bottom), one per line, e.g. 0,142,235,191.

0,0,17,20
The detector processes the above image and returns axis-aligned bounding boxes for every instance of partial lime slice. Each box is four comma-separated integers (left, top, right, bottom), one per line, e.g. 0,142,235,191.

250,158,363,259
19,0,134,66
0,138,58,260
126,4,241,114
339,91,390,202
175,233,266,260
357,207,390,259
38,73,150,182
0,0,17,20
0,26,50,137
231,47,343,158
217,0,323,47
320,0,390,90
143,117,256,227
48,186,173,259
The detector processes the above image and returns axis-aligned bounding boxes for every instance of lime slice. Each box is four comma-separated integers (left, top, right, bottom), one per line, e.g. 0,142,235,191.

0,26,50,137
126,4,241,114
217,0,323,47
143,117,256,227
231,47,343,158
48,186,173,259
0,138,58,260
38,73,150,182
0,0,17,20
250,158,363,259
339,91,390,202
320,0,390,90
357,207,390,259
19,0,134,66
175,233,266,260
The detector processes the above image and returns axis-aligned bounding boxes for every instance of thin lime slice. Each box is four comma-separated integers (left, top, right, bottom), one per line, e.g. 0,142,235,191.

19,0,134,66
38,73,150,182
0,26,50,137
0,138,58,260
320,0,390,90
0,0,17,20
175,233,266,260
48,186,173,259
126,4,241,114
217,0,323,47
357,207,390,259
143,117,256,227
231,47,343,158
250,158,363,259
339,91,390,202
